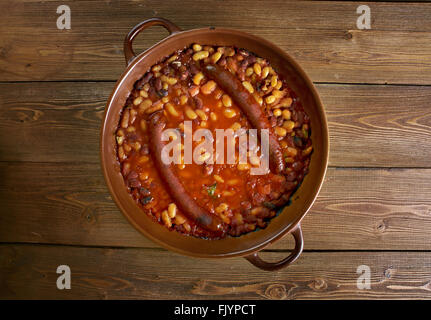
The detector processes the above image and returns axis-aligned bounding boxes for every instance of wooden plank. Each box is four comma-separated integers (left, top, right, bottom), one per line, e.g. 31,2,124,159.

1,1,431,83
0,162,150,248
0,82,105,163
1,244,430,299
319,84,431,167
1,82,430,167
1,162,431,250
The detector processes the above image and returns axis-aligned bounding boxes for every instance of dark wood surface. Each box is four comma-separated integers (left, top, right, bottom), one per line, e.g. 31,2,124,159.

1,0,431,299
2,245,431,299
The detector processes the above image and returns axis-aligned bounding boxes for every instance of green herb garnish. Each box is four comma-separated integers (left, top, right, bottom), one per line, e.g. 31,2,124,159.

207,183,217,198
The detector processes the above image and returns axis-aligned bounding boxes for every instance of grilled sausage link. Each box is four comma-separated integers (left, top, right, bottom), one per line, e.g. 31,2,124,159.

148,112,226,236
202,64,285,174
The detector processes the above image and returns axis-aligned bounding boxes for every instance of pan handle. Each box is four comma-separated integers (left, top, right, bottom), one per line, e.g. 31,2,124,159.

245,224,304,271
123,18,182,66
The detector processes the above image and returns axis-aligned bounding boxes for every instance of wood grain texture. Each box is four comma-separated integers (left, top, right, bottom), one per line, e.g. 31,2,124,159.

0,82,105,163
1,162,431,250
319,84,431,167
1,82,430,167
1,1,431,83
1,244,431,299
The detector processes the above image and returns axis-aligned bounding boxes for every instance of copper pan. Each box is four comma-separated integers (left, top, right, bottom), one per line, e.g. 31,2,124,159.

100,18,329,271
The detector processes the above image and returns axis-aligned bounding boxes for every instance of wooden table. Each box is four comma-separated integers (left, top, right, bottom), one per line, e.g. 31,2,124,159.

1,0,431,299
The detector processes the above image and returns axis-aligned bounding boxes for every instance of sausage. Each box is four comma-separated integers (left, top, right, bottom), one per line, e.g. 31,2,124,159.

201,64,285,174
148,112,226,236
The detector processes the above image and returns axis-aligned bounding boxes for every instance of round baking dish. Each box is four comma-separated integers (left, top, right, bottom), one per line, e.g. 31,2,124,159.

100,18,329,271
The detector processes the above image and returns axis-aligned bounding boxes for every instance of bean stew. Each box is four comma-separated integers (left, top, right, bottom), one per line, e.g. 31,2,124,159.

115,44,312,239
